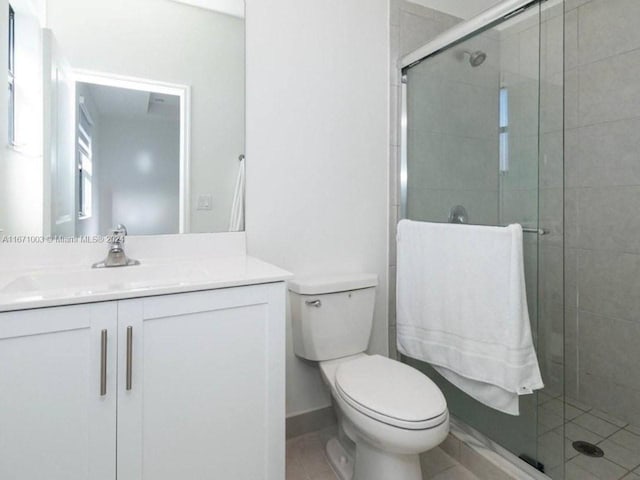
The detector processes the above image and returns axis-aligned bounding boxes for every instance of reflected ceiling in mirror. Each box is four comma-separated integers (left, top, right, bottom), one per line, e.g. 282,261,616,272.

0,0,245,238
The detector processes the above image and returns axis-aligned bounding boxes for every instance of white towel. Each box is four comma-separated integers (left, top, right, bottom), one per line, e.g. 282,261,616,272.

228,156,246,231
396,219,543,415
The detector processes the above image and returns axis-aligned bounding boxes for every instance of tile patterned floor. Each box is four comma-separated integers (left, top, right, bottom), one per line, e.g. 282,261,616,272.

286,427,480,480
287,396,640,480
538,391,640,480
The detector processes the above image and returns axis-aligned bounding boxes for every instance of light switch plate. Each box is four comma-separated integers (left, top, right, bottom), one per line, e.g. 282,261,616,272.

197,194,213,210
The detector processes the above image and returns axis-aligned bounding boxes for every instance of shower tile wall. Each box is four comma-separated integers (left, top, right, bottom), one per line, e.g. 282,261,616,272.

388,0,460,357
565,0,640,425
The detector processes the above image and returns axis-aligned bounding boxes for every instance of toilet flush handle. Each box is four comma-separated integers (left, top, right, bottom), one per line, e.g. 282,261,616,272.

305,300,322,308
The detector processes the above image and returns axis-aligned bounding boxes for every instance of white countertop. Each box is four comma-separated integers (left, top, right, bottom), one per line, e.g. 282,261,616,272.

0,255,292,312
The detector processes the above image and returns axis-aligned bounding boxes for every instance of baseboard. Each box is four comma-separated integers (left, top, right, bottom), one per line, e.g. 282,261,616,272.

286,406,337,439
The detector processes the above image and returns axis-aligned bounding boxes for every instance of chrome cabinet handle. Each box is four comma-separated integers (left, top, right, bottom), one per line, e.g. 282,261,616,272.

305,300,321,307
100,329,108,396
126,326,133,391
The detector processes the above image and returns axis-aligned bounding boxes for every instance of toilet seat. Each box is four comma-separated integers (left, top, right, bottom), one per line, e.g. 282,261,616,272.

335,355,448,430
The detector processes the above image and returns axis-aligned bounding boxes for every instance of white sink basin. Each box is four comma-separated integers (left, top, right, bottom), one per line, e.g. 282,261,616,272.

0,263,210,295
0,255,292,312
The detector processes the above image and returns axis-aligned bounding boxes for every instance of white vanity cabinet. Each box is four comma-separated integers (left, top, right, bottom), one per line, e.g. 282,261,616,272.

0,302,118,480
117,283,286,480
0,282,286,480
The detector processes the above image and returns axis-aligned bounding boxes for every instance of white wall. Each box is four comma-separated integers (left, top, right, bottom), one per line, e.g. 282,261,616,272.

96,116,180,236
245,0,390,416
46,0,244,233
407,0,501,20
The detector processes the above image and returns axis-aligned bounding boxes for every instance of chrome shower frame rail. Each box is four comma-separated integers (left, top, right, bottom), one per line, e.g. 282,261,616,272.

400,0,540,70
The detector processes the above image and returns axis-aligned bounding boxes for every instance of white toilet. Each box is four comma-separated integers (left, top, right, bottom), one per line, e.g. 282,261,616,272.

289,273,449,480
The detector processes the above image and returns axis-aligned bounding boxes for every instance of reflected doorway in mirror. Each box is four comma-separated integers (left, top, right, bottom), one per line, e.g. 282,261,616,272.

47,71,191,237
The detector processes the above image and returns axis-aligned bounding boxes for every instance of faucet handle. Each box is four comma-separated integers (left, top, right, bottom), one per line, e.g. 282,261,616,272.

112,224,128,236
110,224,128,246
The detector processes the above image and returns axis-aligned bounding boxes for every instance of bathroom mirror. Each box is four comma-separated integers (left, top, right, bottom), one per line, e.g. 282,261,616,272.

0,0,245,237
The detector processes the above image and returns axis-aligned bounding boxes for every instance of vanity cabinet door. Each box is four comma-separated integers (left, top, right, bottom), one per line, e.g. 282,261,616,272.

116,284,285,480
0,302,118,480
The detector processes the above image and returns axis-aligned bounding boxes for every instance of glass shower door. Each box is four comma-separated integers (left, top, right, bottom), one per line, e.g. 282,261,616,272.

400,0,564,476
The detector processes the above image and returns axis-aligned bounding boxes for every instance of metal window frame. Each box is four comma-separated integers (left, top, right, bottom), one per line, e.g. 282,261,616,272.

8,4,15,144
77,107,93,219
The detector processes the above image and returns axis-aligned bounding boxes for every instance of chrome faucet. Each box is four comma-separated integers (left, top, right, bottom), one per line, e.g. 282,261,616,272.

92,224,140,268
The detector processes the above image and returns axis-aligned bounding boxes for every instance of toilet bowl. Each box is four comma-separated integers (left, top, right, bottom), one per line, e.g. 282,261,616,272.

289,274,449,480
320,354,448,480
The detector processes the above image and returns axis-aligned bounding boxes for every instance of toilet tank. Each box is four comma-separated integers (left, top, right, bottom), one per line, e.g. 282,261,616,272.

289,273,378,361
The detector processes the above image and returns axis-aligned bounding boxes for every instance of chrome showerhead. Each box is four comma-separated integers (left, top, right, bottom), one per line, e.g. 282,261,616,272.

464,50,487,67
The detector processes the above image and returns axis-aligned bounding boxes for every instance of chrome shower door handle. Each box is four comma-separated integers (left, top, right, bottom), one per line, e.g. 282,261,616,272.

126,326,133,391
305,300,322,308
100,329,108,396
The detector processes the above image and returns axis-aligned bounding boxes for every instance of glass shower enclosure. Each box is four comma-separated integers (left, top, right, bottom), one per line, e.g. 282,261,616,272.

399,0,565,476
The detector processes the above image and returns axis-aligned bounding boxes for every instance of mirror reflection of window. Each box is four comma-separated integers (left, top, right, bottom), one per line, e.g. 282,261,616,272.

7,4,15,144
77,99,93,219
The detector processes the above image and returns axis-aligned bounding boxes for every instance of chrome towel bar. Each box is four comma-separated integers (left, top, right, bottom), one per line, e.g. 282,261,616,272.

521,227,547,235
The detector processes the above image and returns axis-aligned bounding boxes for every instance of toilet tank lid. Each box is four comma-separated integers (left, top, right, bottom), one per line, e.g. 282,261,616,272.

288,273,378,295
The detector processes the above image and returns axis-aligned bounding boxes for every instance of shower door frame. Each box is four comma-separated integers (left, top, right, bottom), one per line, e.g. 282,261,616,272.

397,0,564,477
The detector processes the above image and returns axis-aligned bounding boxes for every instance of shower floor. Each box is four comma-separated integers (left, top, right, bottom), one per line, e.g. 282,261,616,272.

537,391,640,479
